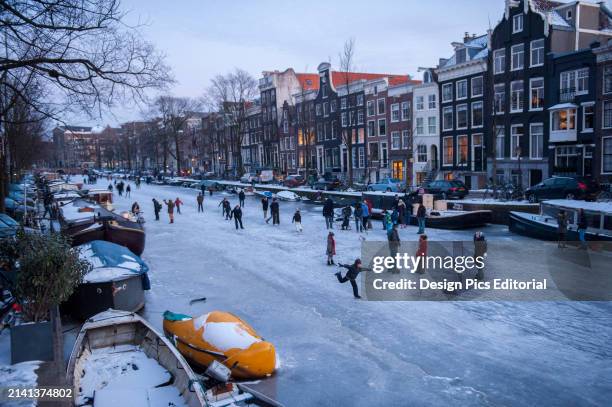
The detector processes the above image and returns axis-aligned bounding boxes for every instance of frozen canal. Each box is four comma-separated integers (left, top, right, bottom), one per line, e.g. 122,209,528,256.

103,180,611,406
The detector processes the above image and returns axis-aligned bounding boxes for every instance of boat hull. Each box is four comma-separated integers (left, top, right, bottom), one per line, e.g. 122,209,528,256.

68,222,145,255
408,210,492,230
509,211,612,241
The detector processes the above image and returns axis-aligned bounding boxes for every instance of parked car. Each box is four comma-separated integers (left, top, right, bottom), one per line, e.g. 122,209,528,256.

200,180,223,192
240,172,260,183
313,174,341,191
422,180,468,199
524,176,599,203
367,178,404,192
284,175,305,188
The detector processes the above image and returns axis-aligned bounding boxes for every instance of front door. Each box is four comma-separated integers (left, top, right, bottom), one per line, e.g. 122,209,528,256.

392,161,404,181
583,149,593,177
472,135,483,172
529,169,542,187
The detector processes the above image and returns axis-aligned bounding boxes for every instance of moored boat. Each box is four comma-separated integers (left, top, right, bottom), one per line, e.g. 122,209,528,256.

276,190,300,202
66,309,208,407
408,209,493,230
65,240,150,319
509,200,612,241
163,310,277,380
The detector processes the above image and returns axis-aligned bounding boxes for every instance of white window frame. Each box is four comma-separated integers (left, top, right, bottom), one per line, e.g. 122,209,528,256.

442,136,454,166
510,125,523,160
391,103,400,122
416,145,428,163
442,106,454,131
551,108,577,132
496,126,505,159
494,83,505,114
341,98,347,110
428,94,437,109
603,66,612,95
401,101,410,121
603,100,612,129
416,117,424,135
582,103,595,133
442,83,453,103
416,96,424,110
341,112,348,127
530,39,545,68
367,100,375,117
402,130,410,149
457,135,468,166
367,120,376,137
378,118,386,136
510,80,524,113
428,116,437,134
377,98,386,115
494,49,505,75
529,123,543,159
471,76,483,98
529,77,544,111
471,101,483,128
456,79,468,100
391,131,401,150
602,136,612,174
511,44,525,71
513,13,523,34
456,104,468,130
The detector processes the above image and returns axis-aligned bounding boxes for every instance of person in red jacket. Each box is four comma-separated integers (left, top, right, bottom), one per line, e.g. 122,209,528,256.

326,232,336,265
174,197,183,214
415,234,428,274
365,199,373,229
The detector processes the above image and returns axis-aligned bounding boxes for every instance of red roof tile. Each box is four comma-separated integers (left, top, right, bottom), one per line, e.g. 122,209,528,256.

295,71,420,92
295,73,320,91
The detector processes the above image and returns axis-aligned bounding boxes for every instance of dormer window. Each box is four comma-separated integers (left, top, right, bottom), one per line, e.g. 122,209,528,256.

456,48,467,64
566,10,572,20
513,14,524,34
424,71,432,83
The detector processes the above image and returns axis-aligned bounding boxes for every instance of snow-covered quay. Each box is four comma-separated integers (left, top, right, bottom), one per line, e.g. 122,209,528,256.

104,180,611,406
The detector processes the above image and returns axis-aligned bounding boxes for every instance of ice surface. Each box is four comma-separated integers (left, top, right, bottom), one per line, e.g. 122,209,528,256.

95,180,612,406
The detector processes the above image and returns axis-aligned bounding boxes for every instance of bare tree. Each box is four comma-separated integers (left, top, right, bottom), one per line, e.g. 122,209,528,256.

153,96,201,175
205,69,257,176
338,38,356,185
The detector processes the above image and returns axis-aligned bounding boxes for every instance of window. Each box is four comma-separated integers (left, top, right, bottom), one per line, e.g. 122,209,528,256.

530,123,543,159
603,137,612,173
367,120,376,137
555,146,579,169
456,104,468,129
357,110,365,125
316,104,322,116
402,130,410,149
381,142,388,168
367,100,375,116
322,85,328,98
552,108,576,131
511,125,523,159
456,48,467,64
566,9,573,20
417,145,427,163
416,96,424,110
511,44,524,71
391,104,400,122
378,119,386,136
513,14,523,33
472,101,483,127
457,135,468,165
391,131,401,150
341,112,348,127
443,106,454,130
443,137,454,166
428,117,437,134
369,142,379,161
401,101,410,120
583,104,594,132
442,84,453,102
530,39,545,67
416,117,424,135
604,66,612,95
494,49,506,74
577,69,589,94
494,83,505,114
341,97,348,110
561,69,589,96
359,147,365,168
377,98,386,115
330,100,337,112
317,123,323,141
356,94,364,106
428,94,437,109
456,80,468,100
323,102,329,117
529,78,544,110
496,126,505,159
604,101,612,129
511,80,524,112
471,76,483,97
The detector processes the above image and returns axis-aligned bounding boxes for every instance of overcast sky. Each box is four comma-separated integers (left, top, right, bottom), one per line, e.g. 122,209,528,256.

77,0,542,126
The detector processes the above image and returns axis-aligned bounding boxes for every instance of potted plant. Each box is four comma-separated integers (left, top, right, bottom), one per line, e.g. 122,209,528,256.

0,231,90,363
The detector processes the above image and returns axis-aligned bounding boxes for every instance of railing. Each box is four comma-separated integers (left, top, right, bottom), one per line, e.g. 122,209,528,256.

559,87,576,102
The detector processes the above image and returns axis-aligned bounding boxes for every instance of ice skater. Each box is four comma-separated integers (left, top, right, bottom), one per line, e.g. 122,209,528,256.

232,205,244,229
261,196,269,219
323,197,334,229
239,189,246,207
152,198,161,221
292,209,303,232
557,210,567,248
326,232,336,265
416,203,427,234
415,234,428,274
163,199,175,223
197,192,204,213
126,184,131,197
473,231,487,280
174,197,183,214
266,198,280,225
353,202,363,233
335,259,368,299
219,198,231,219
341,205,352,230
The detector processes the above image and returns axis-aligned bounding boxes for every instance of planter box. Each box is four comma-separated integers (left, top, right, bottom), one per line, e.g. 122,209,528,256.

11,320,54,364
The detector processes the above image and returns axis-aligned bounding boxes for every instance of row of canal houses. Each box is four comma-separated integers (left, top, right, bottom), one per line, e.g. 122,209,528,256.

203,0,612,189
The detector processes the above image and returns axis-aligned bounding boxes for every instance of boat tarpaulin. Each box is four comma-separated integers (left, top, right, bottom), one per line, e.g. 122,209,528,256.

78,240,150,289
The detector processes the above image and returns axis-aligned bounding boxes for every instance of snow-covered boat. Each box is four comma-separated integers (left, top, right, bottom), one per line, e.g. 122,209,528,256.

66,309,208,407
509,200,612,241
59,199,145,255
276,190,300,202
408,209,493,230
65,240,151,319
255,190,274,199
163,310,277,380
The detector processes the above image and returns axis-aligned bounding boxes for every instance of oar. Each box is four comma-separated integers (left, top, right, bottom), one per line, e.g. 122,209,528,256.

189,297,207,305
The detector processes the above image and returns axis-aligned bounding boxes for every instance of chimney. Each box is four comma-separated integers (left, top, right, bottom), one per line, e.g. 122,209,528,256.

464,32,471,43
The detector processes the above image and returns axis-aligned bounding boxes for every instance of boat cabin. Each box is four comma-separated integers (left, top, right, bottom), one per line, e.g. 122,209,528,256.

541,200,612,237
